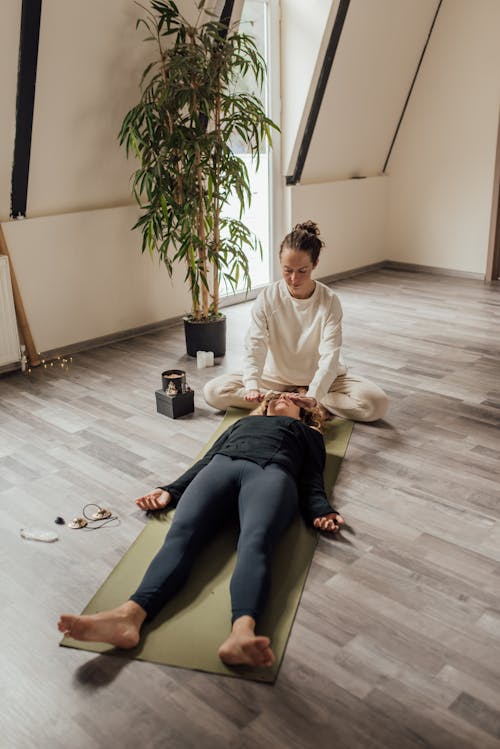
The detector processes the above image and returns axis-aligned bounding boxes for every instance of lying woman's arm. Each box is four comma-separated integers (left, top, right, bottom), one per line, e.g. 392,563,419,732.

313,512,345,532
298,426,343,528
135,423,238,511
135,488,171,511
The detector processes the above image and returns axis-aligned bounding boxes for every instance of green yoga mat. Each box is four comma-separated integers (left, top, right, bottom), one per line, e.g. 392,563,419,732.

61,408,353,683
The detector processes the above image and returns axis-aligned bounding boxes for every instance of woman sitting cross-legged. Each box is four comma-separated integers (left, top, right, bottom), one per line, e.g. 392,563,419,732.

58,394,345,669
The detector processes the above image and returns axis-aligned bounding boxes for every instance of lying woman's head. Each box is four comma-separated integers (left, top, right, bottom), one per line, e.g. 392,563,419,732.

251,393,330,432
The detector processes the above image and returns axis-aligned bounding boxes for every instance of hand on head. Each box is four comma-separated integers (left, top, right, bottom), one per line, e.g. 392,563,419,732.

285,392,317,410
266,393,302,419
135,489,171,511
313,513,344,533
245,390,317,410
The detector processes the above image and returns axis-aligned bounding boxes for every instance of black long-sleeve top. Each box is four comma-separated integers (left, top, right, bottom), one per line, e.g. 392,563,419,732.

160,415,338,525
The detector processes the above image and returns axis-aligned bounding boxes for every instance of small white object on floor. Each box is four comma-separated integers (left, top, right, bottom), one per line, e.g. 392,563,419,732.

196,351,214,368
20,528,59,543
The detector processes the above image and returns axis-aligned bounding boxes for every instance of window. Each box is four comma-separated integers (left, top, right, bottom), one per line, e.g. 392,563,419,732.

222,0,280,296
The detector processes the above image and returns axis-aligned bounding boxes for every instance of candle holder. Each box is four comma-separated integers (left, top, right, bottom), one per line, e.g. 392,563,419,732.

161,369,186,393
156,368,194,419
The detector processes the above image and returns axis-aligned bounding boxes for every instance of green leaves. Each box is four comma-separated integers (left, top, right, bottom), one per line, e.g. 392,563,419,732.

118,0,278,318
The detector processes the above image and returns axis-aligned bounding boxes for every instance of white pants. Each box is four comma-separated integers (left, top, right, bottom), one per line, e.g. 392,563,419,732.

203,372,389,422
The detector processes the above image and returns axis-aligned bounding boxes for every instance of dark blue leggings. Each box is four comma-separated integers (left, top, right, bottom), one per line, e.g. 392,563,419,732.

130,454,298,624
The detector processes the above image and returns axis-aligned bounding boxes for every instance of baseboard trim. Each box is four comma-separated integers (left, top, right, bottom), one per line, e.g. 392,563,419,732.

382,260,484,280
0,361,20,375
0,260,487,376
44,316,187,360
0,315,185,375
319,261,385,285
321,260,484,284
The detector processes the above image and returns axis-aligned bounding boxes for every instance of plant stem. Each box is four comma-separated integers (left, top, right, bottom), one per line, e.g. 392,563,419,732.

212,52,222,316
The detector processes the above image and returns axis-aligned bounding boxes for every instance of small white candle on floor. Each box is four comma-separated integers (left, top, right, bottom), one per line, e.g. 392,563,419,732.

196,351,214,368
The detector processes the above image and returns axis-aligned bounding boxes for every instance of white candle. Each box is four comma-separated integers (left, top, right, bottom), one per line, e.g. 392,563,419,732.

196,351,215,368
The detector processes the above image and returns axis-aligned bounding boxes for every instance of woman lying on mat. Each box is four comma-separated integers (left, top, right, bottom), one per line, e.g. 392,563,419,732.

203,220,388,422
58,394,344,669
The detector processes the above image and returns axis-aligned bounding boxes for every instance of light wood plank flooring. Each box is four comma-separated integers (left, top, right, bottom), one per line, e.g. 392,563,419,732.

1,269,500,749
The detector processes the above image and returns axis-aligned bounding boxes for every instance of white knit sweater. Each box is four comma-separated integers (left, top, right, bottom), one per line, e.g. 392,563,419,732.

242,280,347,402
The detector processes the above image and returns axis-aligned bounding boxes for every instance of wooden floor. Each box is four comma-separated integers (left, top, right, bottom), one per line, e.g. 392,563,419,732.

1,269,500,749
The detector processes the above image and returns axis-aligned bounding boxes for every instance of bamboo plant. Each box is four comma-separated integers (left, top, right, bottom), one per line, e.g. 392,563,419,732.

119,0,278,321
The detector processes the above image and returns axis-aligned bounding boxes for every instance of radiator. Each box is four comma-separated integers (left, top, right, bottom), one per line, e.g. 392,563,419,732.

0,255,21,367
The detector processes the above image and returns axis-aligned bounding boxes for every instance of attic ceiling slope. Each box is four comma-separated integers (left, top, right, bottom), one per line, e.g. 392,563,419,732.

25,0,227,219
300,0,440,185
281,0,338,177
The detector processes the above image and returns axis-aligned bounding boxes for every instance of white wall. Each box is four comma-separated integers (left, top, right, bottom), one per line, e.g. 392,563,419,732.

27,0,213,218
26,0,148,216
3,0,499,359
281,0,432,275
385,0,500,274
0,0,211,357
290,177,389,277
281,0,337,174
301,0,439,184
3,206,190,353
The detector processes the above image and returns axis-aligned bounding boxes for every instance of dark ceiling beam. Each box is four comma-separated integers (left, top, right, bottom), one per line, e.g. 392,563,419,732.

383,0,443,173
11,0,43,218
198,0,235,132
8,1,232,218
220,0,235,27
286,0,351,186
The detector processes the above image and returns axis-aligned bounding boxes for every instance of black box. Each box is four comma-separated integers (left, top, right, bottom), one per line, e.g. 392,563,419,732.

155,388,194,419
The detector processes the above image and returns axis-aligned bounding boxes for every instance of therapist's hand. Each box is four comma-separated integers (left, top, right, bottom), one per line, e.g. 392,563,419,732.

287,392,318,410
244,390,264,402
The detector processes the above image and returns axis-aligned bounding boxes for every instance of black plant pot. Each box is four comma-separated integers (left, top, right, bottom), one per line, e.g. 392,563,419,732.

183,315,226,358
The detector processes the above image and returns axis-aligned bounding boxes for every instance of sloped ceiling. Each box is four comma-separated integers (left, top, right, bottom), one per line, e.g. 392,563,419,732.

291,0,441,184
1,0,225,220
3,0,443,216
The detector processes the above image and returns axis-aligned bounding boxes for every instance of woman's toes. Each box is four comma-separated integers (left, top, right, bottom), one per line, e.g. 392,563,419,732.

58,615,75,636
255,637,270,650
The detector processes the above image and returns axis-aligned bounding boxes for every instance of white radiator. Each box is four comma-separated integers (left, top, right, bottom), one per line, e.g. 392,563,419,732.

0,256,21,367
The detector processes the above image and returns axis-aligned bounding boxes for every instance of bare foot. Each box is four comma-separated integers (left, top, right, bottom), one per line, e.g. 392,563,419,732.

58,601,146,649
218,630,275,667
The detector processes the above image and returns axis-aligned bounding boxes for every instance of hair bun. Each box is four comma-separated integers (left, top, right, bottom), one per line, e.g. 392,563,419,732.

295,220,320,237
281,220,324,262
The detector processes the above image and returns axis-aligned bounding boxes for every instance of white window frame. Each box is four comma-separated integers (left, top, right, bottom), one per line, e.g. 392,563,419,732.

219,0,282,309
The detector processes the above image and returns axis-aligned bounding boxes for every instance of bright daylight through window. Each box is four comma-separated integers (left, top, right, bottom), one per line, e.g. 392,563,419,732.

222,0,273,294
